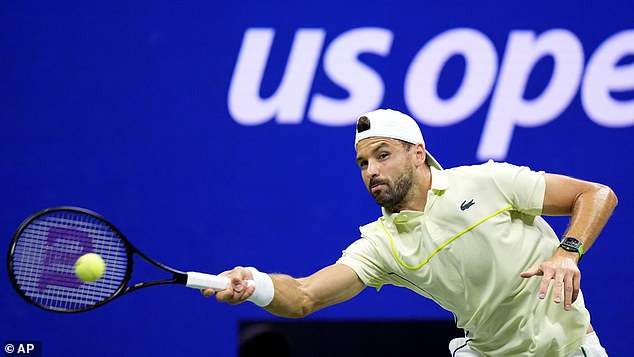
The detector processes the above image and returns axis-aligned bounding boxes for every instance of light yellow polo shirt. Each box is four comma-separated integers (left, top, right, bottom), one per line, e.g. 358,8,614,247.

337,161,590,356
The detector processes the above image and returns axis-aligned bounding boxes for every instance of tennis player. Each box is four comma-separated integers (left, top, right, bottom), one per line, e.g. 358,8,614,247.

204,109,617,356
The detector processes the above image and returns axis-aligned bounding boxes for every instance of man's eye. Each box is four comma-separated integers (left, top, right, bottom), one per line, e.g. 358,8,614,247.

378,152,389,160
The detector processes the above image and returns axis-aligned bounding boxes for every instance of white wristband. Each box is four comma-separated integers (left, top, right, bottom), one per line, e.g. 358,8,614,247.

245,267,274,307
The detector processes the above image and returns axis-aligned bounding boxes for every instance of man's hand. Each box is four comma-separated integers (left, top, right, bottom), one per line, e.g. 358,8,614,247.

201,266,256,304
520,249,581,311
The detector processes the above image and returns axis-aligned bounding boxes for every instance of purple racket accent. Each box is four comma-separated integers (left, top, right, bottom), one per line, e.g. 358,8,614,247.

38,227,92,292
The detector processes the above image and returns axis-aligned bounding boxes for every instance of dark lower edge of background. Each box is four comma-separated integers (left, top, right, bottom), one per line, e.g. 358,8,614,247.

239,319,462,357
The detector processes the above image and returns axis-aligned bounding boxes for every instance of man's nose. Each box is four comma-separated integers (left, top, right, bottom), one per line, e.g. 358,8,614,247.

366,160,379,177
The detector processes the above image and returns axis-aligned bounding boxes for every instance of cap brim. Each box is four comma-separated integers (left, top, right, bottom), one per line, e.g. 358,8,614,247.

425,151,442,170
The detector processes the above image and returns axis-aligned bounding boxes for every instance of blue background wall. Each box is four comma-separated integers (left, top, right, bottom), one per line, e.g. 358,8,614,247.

1,1,632,356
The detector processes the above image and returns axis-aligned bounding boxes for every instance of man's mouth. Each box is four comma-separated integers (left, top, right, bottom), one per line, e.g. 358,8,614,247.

369,180,388,193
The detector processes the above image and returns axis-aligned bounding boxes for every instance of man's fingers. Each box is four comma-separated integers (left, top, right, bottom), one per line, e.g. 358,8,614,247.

520,264,552,300
552,269,565,304
220,282,255,304
522,256,581,310
572,272,581,304
563,272,574,310
201,288,216,298
564,269,581,310
519,265,543,278
537,267,553,299
231,273,244,291
201,267,256,305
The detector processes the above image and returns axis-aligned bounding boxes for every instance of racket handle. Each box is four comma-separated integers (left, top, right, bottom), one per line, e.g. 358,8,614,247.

185,272,254,290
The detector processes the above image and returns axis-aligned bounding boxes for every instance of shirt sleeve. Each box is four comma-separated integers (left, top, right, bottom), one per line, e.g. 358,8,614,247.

336,236,387,290
485,160,546,216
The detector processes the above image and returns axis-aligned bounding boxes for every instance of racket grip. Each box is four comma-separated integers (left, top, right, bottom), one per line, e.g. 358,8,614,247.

185,272,254,290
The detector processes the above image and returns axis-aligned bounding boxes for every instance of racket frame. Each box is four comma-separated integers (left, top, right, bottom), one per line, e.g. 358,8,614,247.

7,206,196,313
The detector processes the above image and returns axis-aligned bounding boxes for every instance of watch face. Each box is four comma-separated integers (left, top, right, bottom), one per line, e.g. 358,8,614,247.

560,237,583,258
563,237,580,248
561,237,582,251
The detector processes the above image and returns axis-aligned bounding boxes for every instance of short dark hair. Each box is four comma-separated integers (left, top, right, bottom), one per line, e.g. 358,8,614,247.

357,115,413,151
356,116,371,133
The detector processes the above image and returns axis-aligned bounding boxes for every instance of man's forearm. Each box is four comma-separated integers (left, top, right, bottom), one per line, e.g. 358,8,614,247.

262,264,366,318
263,274,315,318
562,183,617,252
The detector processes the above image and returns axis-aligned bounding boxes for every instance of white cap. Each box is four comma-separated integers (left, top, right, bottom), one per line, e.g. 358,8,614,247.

354,109,442,170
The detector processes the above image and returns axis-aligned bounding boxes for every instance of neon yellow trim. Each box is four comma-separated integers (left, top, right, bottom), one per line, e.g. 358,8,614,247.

383,205,513,270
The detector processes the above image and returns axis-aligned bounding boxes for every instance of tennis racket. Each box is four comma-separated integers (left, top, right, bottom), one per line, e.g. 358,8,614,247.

7,206,246,313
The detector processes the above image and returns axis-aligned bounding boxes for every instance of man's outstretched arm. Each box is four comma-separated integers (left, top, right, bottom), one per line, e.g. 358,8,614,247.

203,263,366,318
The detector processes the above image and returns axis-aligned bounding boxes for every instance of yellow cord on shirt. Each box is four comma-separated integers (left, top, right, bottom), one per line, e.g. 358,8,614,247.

381,205,513,270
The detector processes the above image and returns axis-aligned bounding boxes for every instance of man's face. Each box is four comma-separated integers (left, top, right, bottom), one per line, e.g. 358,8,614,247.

355,137,415,210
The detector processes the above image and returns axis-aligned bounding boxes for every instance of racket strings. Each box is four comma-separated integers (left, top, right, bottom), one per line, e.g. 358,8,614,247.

10,210,129,311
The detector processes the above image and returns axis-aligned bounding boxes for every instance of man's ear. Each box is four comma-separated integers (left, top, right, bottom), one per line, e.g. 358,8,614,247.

414,143,426,166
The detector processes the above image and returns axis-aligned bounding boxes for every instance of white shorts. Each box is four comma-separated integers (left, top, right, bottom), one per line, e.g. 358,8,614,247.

449,331,608,356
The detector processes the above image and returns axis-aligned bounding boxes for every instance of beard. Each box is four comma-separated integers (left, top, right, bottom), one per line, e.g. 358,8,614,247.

369,165,414,211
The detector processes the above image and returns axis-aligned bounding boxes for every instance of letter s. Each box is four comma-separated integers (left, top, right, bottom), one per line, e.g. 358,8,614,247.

309,28,393,126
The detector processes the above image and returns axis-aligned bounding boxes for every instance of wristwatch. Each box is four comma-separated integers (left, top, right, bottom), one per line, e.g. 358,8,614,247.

559,237,584,260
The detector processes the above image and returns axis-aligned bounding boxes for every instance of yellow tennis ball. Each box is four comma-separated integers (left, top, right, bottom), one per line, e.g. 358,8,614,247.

75,253,106,282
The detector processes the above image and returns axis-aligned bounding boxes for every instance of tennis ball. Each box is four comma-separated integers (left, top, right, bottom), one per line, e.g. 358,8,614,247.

75,253,106,282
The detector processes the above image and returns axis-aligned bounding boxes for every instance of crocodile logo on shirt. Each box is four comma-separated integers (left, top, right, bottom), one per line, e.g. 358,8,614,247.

460,199,476,211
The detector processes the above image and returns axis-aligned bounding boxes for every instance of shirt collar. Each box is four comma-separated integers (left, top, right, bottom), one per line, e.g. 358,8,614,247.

430,166,449,192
